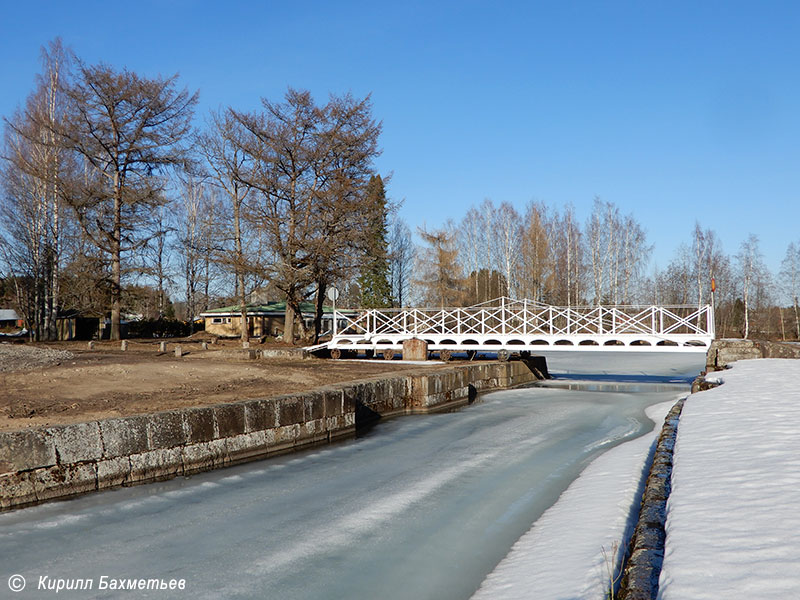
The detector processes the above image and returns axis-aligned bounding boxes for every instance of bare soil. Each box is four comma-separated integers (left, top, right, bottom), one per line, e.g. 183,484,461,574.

0,338,446,432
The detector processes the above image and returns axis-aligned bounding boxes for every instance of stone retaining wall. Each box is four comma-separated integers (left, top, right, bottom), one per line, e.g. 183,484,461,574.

0,358,546,511
617,398,685,600
706,338,800,370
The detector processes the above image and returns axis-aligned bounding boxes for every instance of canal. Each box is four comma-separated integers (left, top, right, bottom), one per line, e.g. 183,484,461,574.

0,352,704,599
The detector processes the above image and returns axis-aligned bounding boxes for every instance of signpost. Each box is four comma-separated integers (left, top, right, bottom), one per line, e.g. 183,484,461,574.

327,287,340,337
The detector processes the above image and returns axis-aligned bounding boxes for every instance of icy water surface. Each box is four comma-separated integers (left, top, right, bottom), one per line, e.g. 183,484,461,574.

0,352,703,599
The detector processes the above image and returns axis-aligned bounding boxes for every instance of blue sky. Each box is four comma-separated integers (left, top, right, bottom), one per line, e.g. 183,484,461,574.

1,1,798,278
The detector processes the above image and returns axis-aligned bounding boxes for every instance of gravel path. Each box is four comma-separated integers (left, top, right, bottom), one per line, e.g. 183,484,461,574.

0,344,74,373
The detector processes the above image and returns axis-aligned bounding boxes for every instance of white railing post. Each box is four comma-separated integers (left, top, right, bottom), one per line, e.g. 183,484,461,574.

523,299,527,335
502,297,506,335
707,304,715,338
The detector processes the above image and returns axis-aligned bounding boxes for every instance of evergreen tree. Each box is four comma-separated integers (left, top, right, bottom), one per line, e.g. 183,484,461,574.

358,175,392,308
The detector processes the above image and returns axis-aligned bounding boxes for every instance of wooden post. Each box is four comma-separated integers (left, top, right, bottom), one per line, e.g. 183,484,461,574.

175,345,182,357
159,341,167,352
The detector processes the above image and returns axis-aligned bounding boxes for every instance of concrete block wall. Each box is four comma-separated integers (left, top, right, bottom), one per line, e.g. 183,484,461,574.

0,360,544,511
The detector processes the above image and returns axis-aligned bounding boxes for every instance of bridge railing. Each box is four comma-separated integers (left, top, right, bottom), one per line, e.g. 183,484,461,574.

332,298,714,341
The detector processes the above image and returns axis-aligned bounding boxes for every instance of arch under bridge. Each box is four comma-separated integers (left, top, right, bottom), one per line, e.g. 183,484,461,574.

316,297,714,360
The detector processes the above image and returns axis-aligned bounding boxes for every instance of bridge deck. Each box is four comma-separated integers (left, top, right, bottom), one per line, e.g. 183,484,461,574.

320,298,714,357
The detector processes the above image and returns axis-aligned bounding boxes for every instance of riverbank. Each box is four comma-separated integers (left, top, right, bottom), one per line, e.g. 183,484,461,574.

0,358,546,511
656,358,800,599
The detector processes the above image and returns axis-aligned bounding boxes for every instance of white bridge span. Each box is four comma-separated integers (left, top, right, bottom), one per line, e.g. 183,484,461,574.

322,297,714,360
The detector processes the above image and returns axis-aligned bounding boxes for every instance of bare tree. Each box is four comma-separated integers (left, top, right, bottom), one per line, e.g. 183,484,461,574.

492,201,521,297
230,89,381,343
619,214,651,303
548,204,583,306
736,234,771,339
458,206,483,303
175,176,220,332
780,241,800,339
587,198,619,304
517,201,551,303
415,223,464,307
657,244,693,304
0,39,72,340
141,204,173,319
36,57,197,339
388,212,414,307
198,110,256,342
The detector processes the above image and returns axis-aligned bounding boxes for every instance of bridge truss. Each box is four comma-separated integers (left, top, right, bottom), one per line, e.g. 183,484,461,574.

322,297,714,359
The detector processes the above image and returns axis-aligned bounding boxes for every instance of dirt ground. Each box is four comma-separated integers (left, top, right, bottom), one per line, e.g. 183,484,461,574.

0,338,447,432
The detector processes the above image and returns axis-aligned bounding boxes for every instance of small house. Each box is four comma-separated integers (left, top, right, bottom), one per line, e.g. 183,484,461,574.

201,301,345,339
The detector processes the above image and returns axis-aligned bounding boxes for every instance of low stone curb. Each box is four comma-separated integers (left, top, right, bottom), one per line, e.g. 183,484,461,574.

618,397,686,600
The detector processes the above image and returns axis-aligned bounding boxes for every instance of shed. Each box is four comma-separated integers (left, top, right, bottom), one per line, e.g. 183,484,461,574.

0,309,23,329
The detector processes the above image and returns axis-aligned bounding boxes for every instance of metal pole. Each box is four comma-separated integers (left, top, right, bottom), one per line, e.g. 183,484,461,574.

333,293,337,337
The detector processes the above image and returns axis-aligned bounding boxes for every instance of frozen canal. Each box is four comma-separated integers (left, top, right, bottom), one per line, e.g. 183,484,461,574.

0,352,703,599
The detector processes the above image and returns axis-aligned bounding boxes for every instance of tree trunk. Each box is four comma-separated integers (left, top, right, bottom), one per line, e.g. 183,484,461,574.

284,302,295,344
110,173,122,341
794,297,799,340
313,280,327,344
239,271,248,344
234,196,248,343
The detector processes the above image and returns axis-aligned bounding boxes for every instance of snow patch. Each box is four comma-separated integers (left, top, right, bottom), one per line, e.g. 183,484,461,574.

658,359,800,600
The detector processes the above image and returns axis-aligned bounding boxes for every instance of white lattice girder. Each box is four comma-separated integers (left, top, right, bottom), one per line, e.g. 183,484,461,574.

330,299,714,352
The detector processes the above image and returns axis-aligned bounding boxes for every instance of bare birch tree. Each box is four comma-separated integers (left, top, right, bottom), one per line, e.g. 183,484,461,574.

493,201,521,298
587,198,618,304
780,241,800,339
388,213,414,307
548,204,583,306
458,206,484,303
736,234,770,339
0,39,72,340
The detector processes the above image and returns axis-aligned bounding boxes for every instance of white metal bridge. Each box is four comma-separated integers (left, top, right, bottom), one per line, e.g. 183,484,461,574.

319,297,714,360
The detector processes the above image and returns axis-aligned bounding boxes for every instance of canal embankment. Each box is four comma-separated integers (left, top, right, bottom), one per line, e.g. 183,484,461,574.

0,357,547,511
619,339,800,599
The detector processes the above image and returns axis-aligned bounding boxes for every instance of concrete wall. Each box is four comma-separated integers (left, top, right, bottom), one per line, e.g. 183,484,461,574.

0,358,546,511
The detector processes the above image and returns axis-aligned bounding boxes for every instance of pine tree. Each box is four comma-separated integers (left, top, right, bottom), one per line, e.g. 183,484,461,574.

358,175,392,308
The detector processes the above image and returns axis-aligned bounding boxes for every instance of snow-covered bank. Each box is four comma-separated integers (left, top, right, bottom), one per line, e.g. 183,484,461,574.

472,399,680,600
658,359,800,599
